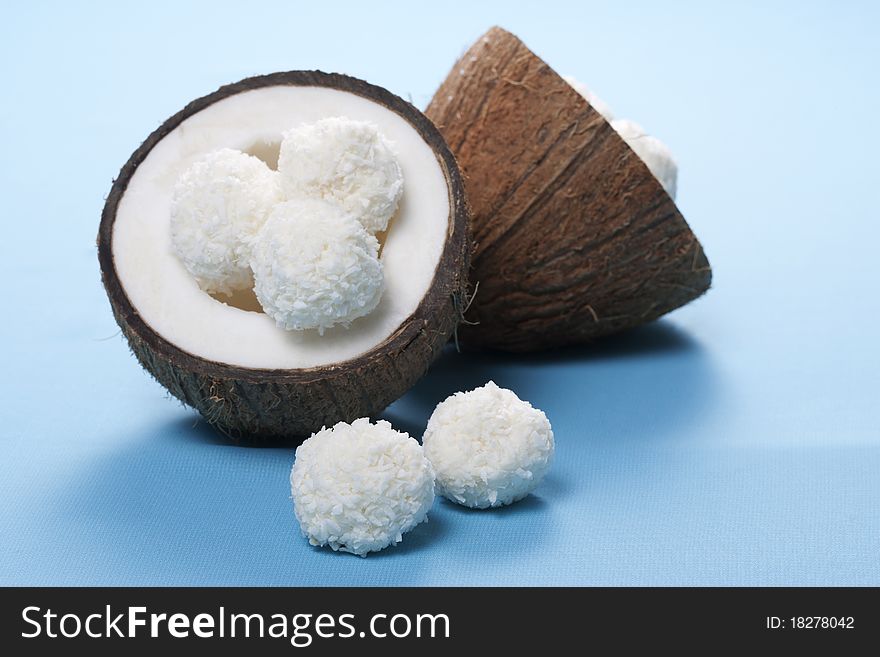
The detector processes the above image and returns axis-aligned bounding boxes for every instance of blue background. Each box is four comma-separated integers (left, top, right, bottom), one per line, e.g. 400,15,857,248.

1,1,878,586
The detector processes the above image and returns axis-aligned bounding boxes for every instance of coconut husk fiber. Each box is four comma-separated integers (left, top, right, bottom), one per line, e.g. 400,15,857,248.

426,27,711,351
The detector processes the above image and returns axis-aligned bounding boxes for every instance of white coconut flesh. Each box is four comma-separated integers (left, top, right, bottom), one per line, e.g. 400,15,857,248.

562,74,615,121
563,75,678,199
611,118,678,199
113,85,450,369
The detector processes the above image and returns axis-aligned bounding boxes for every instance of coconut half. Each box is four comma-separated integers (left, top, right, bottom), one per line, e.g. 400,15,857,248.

426,27,711,351
99,71,469,440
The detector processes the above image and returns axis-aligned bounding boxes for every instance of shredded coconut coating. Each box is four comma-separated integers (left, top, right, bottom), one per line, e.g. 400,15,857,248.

611,118,678,199
422,381,554,509
291,418,435,556
251,198,383,333
277,117,404,234
170,148,281,295
563,74,615,121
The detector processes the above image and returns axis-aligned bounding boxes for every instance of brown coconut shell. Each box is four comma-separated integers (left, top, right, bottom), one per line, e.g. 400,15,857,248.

98,71,470,441
426,27,711,351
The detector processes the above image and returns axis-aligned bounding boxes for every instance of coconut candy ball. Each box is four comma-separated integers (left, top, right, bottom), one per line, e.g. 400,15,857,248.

251,198,384,333
291,418,435,556
277,117,404,234
170,148,281,295
422,381,554,509
611,118,678,199
562,74,615,121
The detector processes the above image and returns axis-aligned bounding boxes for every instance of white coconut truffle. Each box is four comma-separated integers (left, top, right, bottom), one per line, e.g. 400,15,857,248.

422,381,554,509
170,148,281,295
612,118,678,199
251,198,383,333
277,117,404,234
562,74,615,121
291,418,435,557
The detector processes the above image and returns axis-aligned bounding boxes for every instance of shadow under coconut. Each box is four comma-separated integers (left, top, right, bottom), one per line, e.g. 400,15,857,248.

508,319,704,364
384,319,720,446
378,320,720,581
174,414,307,448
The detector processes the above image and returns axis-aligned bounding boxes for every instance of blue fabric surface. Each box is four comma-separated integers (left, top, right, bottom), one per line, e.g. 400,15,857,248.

1,1,878,586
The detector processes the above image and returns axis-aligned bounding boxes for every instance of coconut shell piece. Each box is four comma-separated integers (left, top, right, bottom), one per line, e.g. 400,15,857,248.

99,71,470,441
426,27,711,351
